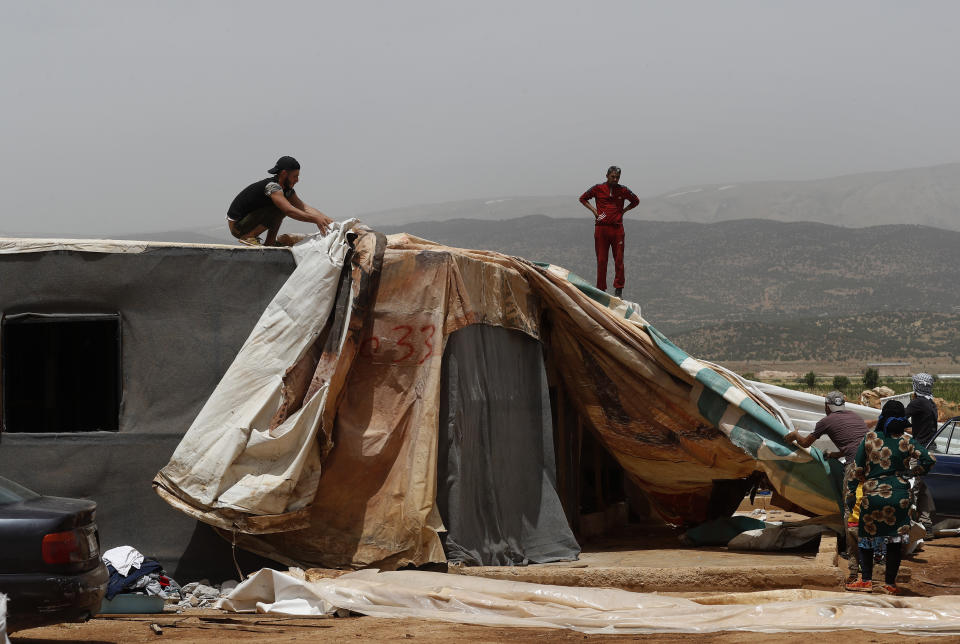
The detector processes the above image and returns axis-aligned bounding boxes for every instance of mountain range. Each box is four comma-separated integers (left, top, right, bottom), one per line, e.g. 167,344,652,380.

4,162,960,363
376,217,960,336
357,162,960,231
374,216,960,364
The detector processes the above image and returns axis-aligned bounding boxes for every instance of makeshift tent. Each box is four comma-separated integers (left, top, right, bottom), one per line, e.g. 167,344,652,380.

154,224,871,569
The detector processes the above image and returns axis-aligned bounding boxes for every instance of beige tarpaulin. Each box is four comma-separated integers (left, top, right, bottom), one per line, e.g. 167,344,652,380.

217,568,960,635
156,227,846,569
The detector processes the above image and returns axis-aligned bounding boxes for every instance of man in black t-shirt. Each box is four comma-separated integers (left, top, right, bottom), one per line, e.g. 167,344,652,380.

907,372,938,532
227,156,333,246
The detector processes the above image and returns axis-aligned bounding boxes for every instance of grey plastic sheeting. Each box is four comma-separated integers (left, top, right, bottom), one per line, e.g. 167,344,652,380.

437,324,580,566
0,246,296,579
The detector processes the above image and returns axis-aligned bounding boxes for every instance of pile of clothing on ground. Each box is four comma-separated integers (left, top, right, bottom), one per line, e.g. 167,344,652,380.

101,546,239,608
102,546,181,601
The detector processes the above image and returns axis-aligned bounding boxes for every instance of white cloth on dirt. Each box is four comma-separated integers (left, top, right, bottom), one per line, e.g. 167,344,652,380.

218,567,960,635
102,545,144,576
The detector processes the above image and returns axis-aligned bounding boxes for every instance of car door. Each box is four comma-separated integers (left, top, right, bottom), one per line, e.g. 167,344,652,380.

925,417,960,518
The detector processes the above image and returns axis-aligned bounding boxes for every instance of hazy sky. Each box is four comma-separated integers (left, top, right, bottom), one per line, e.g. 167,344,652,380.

4,1,960,234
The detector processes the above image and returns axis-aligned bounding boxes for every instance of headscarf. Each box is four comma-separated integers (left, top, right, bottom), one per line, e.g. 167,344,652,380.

877,399,911,437
912,372,935,400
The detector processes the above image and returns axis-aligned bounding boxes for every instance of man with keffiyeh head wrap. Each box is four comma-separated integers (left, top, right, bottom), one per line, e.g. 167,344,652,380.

844,399,935,595
907,372,938,532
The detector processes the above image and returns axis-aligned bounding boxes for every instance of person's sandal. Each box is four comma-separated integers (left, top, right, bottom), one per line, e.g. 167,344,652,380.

845,580,873,592
238,236,264,247
872,584,900,595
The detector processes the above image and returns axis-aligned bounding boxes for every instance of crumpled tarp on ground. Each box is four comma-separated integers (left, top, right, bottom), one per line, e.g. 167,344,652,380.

682,515,837,550
681,516,769,546
155,227,852,570
218,568,960,635
727,522,834,551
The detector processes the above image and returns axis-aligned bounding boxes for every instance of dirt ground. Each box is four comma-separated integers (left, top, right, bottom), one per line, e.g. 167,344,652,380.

7,615,951,644
13,535,960,643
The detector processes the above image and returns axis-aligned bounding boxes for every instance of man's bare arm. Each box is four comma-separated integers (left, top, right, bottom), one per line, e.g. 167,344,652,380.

288,193,334,232
271,192,332,234
782,430,817,448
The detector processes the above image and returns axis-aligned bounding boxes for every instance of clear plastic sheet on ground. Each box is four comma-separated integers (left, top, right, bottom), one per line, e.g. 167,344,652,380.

218,567,960,635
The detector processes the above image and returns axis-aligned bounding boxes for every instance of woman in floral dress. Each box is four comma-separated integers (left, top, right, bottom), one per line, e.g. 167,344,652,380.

844,400,935,594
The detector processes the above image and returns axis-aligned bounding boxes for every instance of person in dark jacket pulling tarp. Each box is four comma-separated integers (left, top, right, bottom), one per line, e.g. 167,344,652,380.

844,400,935,595
906,372,939,533
579,166,640,297
227,156,333,246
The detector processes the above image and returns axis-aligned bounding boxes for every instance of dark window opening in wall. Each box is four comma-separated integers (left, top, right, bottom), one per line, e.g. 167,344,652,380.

2,313,121,433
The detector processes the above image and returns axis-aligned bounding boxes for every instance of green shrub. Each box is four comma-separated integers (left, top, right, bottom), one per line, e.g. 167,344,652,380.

863,367,879,390
804,371,816,387
833,375,851,390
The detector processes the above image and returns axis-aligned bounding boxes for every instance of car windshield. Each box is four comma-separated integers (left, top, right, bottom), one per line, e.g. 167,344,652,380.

0,475,41,505
930,420,960,455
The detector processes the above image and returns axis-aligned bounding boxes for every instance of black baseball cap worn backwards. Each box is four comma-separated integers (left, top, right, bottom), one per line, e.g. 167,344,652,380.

269,156,300,174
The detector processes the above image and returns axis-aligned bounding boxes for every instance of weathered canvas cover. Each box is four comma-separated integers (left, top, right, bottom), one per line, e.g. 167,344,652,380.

155,226,849,569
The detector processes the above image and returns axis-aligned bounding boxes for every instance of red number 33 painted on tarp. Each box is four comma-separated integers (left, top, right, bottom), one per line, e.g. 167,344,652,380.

363,324,436,365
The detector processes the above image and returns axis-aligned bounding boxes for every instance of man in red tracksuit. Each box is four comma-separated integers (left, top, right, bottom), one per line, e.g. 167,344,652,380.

579,166,640,297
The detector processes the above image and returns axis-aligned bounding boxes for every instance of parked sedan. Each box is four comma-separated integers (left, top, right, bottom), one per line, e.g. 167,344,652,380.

0,475,108,632
925,416,960,519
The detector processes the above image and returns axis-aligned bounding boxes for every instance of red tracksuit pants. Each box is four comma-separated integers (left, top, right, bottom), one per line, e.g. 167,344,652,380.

594,224,624,291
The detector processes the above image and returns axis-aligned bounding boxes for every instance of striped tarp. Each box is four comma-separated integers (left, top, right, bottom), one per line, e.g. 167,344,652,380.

536,261,844,520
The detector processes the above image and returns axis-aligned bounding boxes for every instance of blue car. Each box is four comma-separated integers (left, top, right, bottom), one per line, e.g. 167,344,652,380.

925,416,960,519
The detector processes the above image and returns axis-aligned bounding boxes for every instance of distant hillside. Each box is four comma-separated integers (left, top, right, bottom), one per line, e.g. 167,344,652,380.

379,217,960,338
671,312,960,362
359,162,960,231
6,215,959,362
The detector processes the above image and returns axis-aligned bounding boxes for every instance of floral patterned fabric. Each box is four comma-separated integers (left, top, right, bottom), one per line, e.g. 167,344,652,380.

845,428,935,539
